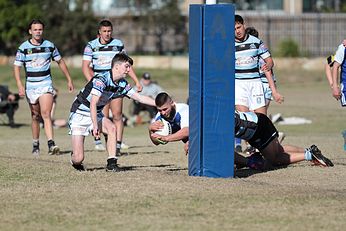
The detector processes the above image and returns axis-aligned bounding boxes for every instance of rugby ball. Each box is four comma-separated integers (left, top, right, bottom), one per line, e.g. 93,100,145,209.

154,119,172,144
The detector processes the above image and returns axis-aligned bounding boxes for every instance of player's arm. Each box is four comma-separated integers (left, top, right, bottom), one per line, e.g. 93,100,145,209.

56,59,74,92
13,65,25,97
128,67,143,92
261,56,274,72
332,61,341,100
90,94,101,139
156,127,189,143
82,59,94,81
325,63,333,88
264,70,284,104
130,92,155,106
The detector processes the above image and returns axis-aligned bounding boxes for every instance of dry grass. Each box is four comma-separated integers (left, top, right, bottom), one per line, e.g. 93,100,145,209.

1,66,346,231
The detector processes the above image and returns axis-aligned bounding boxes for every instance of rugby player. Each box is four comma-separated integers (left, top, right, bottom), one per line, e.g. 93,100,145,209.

148,92,189,146
69,53,154,171
14,19,74,156
82,19,142,154
235,111,334,170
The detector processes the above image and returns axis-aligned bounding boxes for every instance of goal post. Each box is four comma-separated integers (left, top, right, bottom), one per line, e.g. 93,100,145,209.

188,4,235,178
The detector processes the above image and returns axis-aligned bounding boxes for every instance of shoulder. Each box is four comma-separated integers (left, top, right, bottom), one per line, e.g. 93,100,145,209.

42,40,55,47
247,35,262,44
18,40,30,49
176,103,189,112
87,38,100,47
110,38,124,46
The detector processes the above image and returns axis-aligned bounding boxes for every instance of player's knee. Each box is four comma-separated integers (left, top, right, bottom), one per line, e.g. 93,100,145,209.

112,114,123,122
40,110,51,119
31,112,40,121
106,123,117,136
71,153,84,165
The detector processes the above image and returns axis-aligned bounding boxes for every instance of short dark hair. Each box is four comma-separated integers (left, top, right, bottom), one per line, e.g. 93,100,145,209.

99,19,113,29
245,27,259,38
235,15,244,24
155,92,172,107
111,53,133,68
28,19,44,31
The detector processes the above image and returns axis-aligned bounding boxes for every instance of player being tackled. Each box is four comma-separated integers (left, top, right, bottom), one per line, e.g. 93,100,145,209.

235,111,334,171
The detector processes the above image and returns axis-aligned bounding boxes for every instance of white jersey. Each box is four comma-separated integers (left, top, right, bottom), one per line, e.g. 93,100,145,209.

154,103,189,134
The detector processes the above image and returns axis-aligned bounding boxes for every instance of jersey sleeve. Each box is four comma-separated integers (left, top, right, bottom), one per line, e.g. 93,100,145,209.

334,44,345,65
259,41,271,60
90,77,106,97
52,45,62,62
14,48,25,66
83,43,93,61
327,55,335,67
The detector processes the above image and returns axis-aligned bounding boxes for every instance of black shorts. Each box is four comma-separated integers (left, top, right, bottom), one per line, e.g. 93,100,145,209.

248,113,278,150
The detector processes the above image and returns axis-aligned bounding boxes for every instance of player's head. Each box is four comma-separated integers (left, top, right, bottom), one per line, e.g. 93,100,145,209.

111,53,133,79
155,92,175,119
245,26,259,38
235,14,246,41
28,19,44,40
98,19,113,43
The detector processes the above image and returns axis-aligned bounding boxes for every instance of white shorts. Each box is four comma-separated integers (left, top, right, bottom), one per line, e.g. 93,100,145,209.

26,86,55,104
68,112,104,136
235,79,265,110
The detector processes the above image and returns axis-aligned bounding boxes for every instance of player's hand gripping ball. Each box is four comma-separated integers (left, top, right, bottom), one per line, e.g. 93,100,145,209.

154,119,172,145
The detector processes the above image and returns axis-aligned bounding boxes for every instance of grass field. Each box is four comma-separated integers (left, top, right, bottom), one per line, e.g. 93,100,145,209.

1,64,346,231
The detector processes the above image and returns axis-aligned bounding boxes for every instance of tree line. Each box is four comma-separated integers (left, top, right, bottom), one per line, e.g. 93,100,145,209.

0,0,187,56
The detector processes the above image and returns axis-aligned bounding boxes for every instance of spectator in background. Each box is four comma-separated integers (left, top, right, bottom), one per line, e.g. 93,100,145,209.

0,85,20,127
129,72,163,125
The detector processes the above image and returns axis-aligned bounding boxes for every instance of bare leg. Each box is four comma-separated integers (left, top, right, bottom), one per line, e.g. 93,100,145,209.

101,117,117,158
39,94,54,140
254,106,267,115
29,103,41,140
235,105,249,112
71,135,85,164
110,97,124,146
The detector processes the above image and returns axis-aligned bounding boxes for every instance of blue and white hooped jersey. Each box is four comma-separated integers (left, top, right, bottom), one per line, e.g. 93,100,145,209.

234,110,258,140
83,38,125,73
259,58,276,83
70,71,135,116
154,103,189,140
235,34,271,80
334,44,346,83
14,39,61,89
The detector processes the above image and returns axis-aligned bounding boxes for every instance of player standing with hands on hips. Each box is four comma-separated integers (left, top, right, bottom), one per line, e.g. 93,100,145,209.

14,19,74,156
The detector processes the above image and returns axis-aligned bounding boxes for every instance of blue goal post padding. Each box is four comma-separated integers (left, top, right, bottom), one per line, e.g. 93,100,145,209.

188,4,235,178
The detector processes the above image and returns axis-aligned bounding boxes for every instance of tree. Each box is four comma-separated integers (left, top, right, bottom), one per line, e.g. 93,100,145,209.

0,0,42,55
137,0,187,55
0,0,97,56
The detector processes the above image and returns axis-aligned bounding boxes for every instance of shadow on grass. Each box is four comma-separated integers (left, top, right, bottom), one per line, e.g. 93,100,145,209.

235,165,288,178
85,163,176,172
56,150,171,156
0,123,28,129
